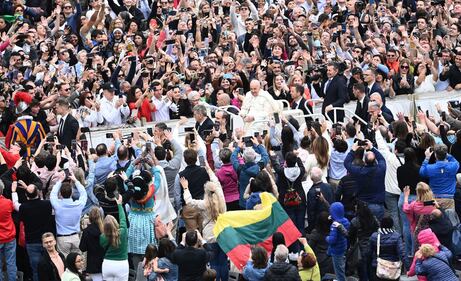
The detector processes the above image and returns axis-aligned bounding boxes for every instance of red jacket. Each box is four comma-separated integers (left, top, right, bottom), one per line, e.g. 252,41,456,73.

0,195,15,243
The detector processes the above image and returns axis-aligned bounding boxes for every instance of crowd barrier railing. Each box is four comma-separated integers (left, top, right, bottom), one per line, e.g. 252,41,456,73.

78,90,461,147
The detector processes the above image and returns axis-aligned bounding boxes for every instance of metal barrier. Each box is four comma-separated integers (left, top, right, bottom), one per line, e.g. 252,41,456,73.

83,90,461,146
328,107,368,125
304,98,324,115
279,100,290,109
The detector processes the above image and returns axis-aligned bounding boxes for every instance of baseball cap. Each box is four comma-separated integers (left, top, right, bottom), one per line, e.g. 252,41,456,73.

102,82,115,92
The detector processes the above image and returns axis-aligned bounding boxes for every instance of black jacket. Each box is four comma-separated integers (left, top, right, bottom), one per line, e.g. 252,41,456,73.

321,75,348,122
178,165,209,206
38,251,66,281
195,117,214,140
271,156,306,205
171,245,209,281
306,182,334,233
307,229,333,276
79,223,104,274
335,174,358,220
57,114,79,150
263,261,301,281
354,95,370,124
19,199,55,244
291,97,312,123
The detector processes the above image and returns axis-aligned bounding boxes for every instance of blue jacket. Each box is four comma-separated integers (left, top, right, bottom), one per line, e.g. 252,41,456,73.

344,148,386,204
246,192,262,210
231,145,269,208
326,202,350,256
243,260,271,281
369,231,404,267
419,155,459,197
415,246,458,281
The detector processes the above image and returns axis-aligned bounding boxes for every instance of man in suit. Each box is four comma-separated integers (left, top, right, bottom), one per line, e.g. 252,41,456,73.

290,84,312,123
56,98,79,149
370,93,394,124
353,83,370,123
363,68,385,101
322,62,348,122
193,104,214,141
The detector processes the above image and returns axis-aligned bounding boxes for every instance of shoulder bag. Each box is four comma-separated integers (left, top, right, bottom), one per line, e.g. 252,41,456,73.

376,233,402,280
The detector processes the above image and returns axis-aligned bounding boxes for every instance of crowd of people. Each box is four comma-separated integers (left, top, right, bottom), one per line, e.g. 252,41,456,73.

1,0,461,280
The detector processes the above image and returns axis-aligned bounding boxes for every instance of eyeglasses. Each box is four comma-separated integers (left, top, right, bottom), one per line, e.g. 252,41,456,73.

64,5,72,9
401,65,409,69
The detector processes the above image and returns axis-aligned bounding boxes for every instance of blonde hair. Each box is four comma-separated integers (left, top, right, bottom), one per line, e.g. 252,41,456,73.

103,215,120,248
204,182,226,222
73,167,86,186
88,207,104,233
419,244,436,258
416,182,434,202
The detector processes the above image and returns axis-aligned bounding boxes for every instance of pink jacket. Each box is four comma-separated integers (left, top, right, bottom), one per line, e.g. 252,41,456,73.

407,229,441,280
403,201,435,231
215,163,239,203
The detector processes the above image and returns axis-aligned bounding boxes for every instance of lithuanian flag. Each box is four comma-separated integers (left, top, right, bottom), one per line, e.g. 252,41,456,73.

213,192,301,270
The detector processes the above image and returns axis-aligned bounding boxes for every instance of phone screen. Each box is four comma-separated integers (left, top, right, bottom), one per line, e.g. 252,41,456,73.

199,156,206,166
274,112,280,124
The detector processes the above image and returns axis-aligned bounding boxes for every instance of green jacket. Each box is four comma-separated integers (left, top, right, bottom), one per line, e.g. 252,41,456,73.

99,204,128,260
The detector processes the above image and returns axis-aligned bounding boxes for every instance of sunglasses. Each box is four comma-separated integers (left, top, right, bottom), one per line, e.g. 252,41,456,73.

401,65,409,69
86,96,94,99
64,6,72,9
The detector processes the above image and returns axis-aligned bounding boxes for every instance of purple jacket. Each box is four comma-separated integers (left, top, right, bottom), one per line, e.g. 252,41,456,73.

215,163,240,203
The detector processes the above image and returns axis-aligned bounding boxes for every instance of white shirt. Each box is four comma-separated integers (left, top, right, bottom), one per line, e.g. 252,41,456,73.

151,96,178,122
58,113,68,135
74,107,103,127
240,90,279,131
414,74,436,94
375,130,404,195
99,96,130,126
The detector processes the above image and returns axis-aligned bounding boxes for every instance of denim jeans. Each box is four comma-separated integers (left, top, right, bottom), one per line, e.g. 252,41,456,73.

385,192,401,233
207,243,229,281
398,193,416,269
285,205,306,253
367,203,385,221
285,205,306,235
26,243,43,281
332,254,346,281
0,239,17,281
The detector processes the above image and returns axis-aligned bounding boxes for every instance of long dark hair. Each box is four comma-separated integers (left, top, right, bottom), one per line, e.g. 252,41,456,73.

157,238,176,259
281,126,295,158
356,201,378,234
65,253,85,281
270,232,286,262
403,147,420,170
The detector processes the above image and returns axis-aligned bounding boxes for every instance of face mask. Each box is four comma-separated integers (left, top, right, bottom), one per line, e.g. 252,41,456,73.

448,135,456,144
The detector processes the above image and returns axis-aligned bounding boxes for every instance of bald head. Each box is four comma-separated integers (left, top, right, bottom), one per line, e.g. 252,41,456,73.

217,93,231,106
250,80,261,96
365,151,376,166
310,167,323,183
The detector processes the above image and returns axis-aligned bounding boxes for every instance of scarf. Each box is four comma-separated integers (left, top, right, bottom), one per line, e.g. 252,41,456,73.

378,228,394,235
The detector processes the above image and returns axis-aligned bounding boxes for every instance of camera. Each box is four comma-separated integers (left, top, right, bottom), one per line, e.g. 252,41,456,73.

431,0,445,5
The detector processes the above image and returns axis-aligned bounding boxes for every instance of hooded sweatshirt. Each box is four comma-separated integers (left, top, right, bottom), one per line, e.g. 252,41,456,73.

408,229,441,280
271,156,306,206
326,202,351,256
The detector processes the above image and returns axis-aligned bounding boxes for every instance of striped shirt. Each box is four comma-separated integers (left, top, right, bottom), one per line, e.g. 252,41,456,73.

9,116,46,156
